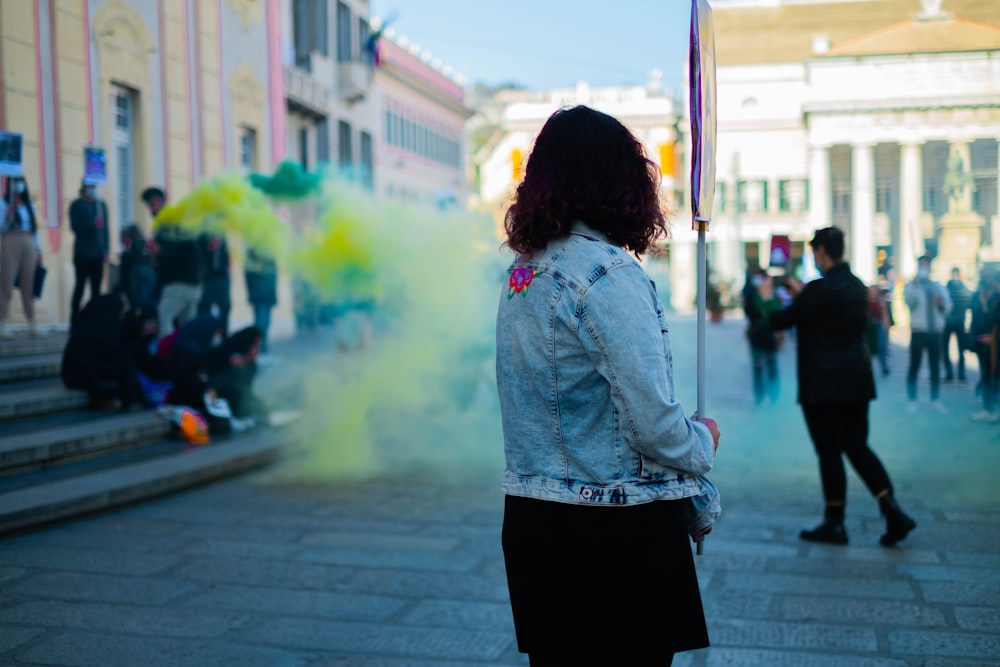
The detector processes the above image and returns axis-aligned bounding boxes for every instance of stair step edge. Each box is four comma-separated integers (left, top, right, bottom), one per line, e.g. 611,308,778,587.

0,417,172,470
0,429,290,535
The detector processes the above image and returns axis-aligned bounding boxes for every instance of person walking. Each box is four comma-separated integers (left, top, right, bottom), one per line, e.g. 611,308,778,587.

244,247,278,359
141,186,204,338
495,105,721,665
903,255,951,414
868,284,891,377
942,266,972,384
743,268,781,404
0,176,44,338
68,181,110,322
765,226,917,548
969,270,999,423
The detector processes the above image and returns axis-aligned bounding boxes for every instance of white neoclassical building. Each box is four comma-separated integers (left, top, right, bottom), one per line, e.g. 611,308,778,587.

702,0,1000,299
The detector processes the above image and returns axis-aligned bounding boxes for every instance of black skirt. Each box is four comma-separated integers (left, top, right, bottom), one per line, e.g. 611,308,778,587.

502,494,709,661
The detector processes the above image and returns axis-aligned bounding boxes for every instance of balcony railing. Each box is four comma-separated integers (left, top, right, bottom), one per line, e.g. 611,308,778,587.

284,65,332,116
337,60,371,103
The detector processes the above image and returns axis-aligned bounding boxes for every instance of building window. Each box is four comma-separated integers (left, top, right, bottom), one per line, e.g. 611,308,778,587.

360,131,373,191
736,180,769,213
875,180,892,214
316,118,330,164
111,86,134,225
239,126,257,173
293,0,311,71
716,181,727,214
382,103,462,169
336,1,352,62
114,92,130,130
299,127,309,170
338,119,352,170
778,179,808,213
314,0,329,56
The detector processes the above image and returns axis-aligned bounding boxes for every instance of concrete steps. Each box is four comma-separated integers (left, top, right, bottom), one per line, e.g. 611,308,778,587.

0,330,295,536
0,427,286,534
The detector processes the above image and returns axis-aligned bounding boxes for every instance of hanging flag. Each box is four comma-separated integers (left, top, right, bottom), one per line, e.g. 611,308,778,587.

689,0,717,227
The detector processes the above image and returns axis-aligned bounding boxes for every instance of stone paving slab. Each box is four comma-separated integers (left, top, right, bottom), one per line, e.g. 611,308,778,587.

13,632,309,667
0,316,998,665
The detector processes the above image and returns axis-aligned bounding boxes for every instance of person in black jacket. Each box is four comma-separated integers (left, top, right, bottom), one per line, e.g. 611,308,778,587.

197,233,231,336
943,266,973,383
68,181,110,322
119,224,157,308
141,186,204,338
766,227,916,547
244,248,278,356
61,292,144,410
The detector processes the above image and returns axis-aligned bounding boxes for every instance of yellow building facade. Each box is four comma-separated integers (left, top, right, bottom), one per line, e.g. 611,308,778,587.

0,0,284,328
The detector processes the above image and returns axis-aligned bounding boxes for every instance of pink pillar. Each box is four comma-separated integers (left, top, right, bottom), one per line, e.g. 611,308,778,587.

266,0,285,166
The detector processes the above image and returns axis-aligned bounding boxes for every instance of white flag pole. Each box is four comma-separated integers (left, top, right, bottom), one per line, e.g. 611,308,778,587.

689,0,718,555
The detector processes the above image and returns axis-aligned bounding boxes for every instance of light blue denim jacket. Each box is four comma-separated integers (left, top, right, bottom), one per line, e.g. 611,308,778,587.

496,222,719,525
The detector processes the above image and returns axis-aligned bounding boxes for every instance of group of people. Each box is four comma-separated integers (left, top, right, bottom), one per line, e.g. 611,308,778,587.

743,249,1000,426
68,183,279,355
902,257,999,421
61,292,268,435
0,174,280,356
56,179,281,436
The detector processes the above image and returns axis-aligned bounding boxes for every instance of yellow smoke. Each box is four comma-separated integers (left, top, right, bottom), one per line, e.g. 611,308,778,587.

152,172,507,482
153,175,288,259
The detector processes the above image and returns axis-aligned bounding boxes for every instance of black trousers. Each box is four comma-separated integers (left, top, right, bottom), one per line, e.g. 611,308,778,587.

198,276,231,335
941,322,967,380
801,402,892,504
71,257,104,321
907,331,942,401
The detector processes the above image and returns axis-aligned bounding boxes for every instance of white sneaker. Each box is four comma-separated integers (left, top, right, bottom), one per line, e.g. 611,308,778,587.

28,323,46,338
906,402,918,415
929,401,949,414
972,410,1000,423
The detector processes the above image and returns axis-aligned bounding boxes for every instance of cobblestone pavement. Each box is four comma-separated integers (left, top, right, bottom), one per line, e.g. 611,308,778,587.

1,314,998,666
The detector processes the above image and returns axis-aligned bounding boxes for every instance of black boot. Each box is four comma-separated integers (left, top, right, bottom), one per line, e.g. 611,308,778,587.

878,495,916,547
800,505,848,545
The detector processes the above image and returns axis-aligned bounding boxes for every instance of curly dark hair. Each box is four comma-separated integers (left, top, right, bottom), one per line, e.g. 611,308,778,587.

503,105,668,255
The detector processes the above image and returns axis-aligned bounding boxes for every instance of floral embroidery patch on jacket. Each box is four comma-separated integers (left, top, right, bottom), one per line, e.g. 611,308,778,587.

508,266,534,299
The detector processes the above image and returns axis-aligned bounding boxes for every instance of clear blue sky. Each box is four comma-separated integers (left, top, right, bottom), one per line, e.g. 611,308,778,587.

369,0,693,94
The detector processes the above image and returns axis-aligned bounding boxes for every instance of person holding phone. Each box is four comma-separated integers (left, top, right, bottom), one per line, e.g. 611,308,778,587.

0,176,43,338
763,227,916,547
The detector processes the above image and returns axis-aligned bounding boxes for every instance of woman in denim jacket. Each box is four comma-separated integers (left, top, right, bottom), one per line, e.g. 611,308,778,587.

496,106,722,666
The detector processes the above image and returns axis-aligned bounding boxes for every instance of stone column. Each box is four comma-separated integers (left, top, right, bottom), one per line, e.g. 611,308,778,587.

899,142,923,280
851,143,876,283
808,144,830,233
